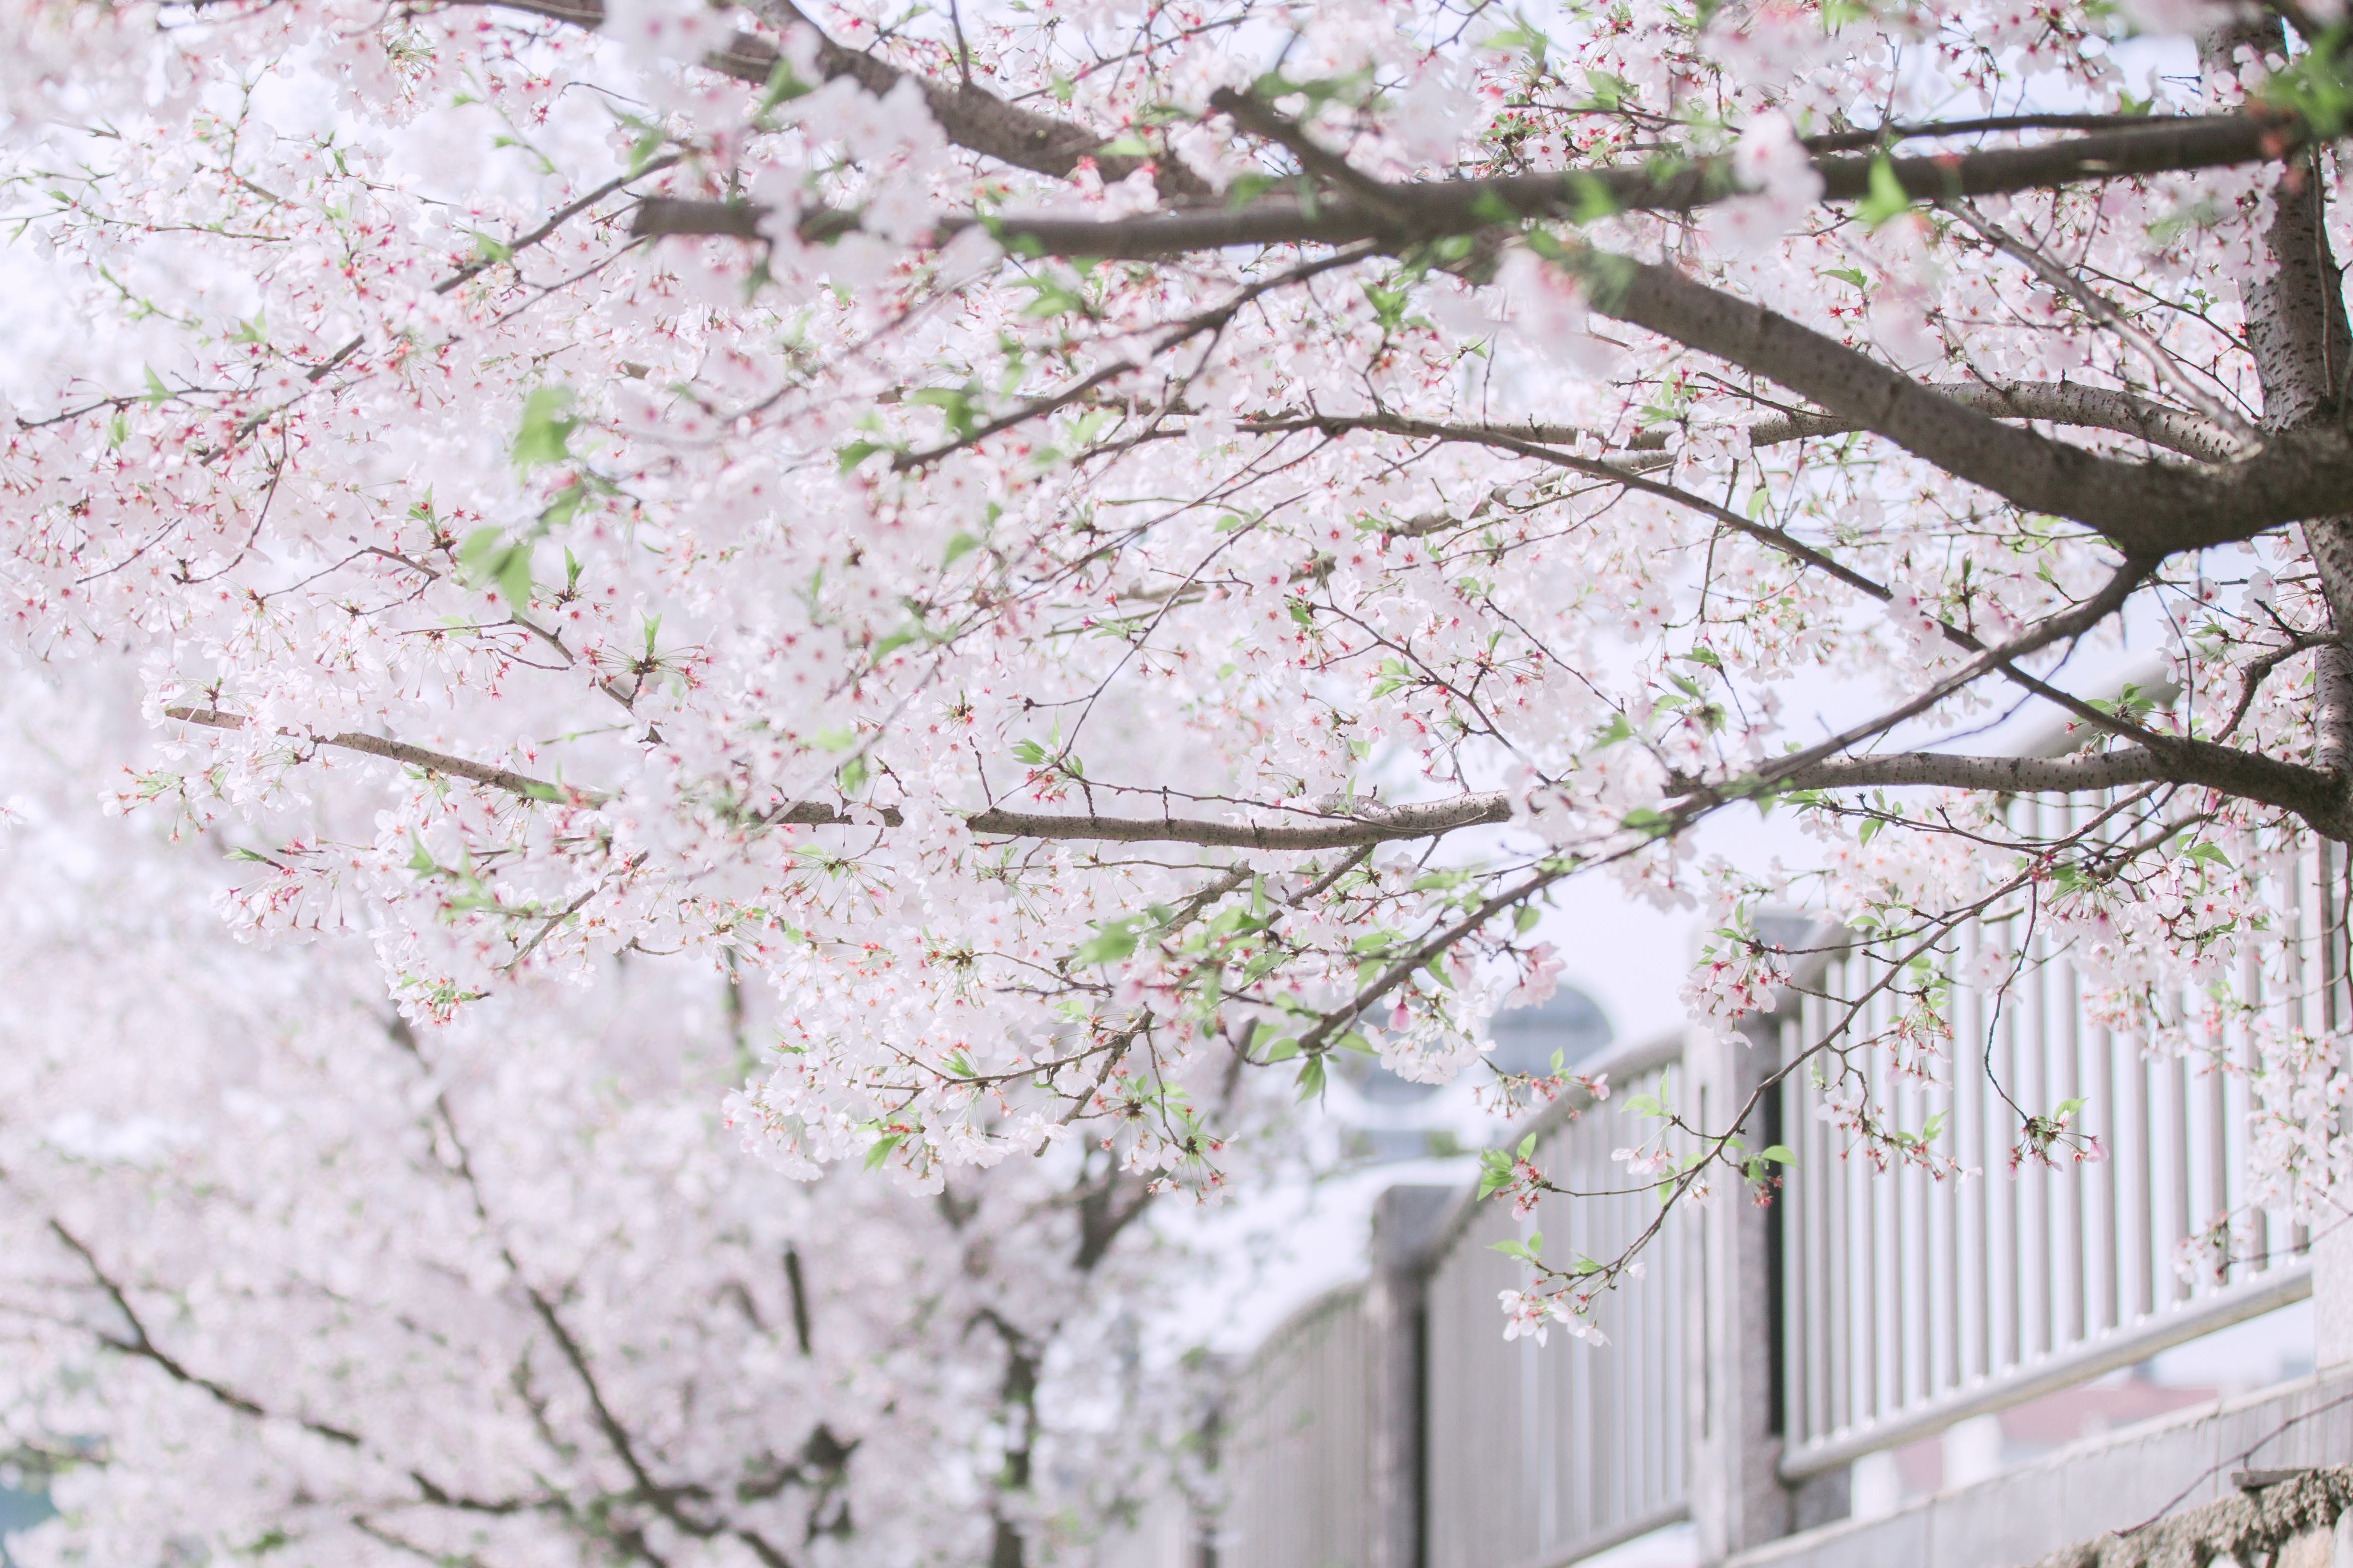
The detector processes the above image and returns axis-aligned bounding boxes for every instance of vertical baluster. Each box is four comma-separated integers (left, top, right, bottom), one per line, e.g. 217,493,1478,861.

2054,915,2086,1351
2159,1035,2193,1307
1803,990,1832,1446
2238,942,2270,1278
2203,992,2233,1290
1990,923,2021,1377
1879,975,1905,1417
2089,1011,2120,1334
1930,926,1961,1397
1902,1041,1930,1407
1863,971,1892,1420
2019,875,2053,1363
1956,923,1989,1384
1826,962,1854,1435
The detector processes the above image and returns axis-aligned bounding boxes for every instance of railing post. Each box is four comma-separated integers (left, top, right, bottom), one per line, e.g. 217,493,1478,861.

1688,1019,1793,1563
1368,1184,1456,1568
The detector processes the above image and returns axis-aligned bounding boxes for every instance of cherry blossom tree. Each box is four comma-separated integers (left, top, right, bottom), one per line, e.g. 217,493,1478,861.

0,666,1213,1568
5,0,2353,1345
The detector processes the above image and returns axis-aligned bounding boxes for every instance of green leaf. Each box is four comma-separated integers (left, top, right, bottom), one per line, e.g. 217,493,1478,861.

811,726,858,752
756,55,813,114
511,386,577,469
908,385,982,441
1294,1053,1327,1100
1760,1144,1796,1166
1856,157,1912,229
1590,713,1635,749
1564,173,1620,224
142,365,170,406
1488,1229,1542,1262
863,1132,905,1172
1476,1147,1515,1198
1619,805,1675,841
1469,188,1518,226
1073,916,1142,965
1098,131,1152,157
1225,172,1279,210
1514,905,1541,935
457,527,534,611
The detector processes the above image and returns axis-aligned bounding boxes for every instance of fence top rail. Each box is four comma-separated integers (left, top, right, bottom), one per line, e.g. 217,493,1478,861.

1421,1027,1688,1271
1240,1279,1368,1375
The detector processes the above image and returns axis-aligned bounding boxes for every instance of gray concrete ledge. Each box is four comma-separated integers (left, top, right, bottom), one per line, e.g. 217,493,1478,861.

1725,1370,2353,1568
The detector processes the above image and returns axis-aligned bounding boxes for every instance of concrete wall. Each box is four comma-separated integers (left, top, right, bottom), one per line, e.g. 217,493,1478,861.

1726,1369,2353,1568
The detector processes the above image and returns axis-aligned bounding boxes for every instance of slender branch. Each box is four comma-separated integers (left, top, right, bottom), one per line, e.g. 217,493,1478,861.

164,706,605,805
1945,202,2262,443
1802,112,2204,153
438,0,1201,194
1207,86,1410,220
45,1219,364,1447
162,705,1509,846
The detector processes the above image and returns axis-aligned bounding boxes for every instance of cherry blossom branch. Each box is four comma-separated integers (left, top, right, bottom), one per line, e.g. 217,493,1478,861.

1578,249,2350,555
893,243,1380,469
163,706,607,804
1744,380,2253,462
1801,111,2206,153
28,1204,565,1523
42,1218,365,1447
747,0,1205,195
163,705,1510,846
444,0,1200,193
391,1023,798,1565
1945,201,2262,443
1206,86,1411,221
1242,413,2250,831
632,110,2316,256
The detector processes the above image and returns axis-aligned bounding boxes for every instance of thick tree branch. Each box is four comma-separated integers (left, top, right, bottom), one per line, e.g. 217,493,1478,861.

1782,737,2353,836
1744,380,2255,462
1264,416,2353,833
1585,251,2353,554
631,110,2316,256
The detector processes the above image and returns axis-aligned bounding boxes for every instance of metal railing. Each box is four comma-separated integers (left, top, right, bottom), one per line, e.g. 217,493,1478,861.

1220,1284,1377,1568
1771,810,2331,1476
1422,1033,1689,1568
1189,821,2339,1568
